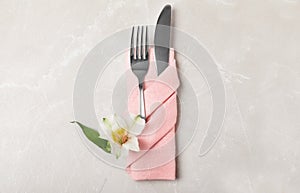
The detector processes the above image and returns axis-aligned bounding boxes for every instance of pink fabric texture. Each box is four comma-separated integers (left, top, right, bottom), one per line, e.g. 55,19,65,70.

126,48,179,180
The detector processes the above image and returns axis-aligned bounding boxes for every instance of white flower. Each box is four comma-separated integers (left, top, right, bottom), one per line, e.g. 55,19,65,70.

100,114,145,158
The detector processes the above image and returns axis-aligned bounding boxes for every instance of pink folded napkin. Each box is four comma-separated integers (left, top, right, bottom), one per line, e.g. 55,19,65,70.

126,48,180,180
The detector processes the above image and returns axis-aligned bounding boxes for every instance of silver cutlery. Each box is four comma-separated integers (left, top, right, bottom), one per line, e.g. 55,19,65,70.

130,26,149,120
154,5,171,75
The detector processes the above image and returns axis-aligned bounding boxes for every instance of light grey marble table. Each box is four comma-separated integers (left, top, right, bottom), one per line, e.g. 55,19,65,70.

1,0,300,192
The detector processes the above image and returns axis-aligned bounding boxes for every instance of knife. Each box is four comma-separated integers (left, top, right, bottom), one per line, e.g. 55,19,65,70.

154,5,171,75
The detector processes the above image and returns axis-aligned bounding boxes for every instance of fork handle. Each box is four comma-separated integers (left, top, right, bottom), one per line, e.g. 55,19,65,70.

139,83,146,120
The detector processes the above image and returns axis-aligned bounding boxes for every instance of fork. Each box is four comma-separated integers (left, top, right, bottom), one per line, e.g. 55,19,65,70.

130,26,149,120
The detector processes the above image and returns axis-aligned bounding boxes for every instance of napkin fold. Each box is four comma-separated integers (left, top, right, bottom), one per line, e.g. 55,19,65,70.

126,48,179,180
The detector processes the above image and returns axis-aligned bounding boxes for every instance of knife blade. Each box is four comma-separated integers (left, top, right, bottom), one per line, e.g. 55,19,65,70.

154,5,171,75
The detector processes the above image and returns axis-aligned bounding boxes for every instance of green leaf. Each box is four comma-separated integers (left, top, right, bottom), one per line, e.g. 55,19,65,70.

71,121,111,153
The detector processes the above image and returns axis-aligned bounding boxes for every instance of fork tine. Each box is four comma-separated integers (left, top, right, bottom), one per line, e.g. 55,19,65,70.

130,26,134,60
141,26,144,59
136,26,140,59
145,26,148,59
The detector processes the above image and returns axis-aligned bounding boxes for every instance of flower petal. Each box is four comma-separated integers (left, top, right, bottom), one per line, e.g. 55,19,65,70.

99,117,113,141
129,114,145,135
114,114,128,130
110,143,122,159
101,114,119,132
111,122,119,132
123,135,140,152
102,117,112,129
